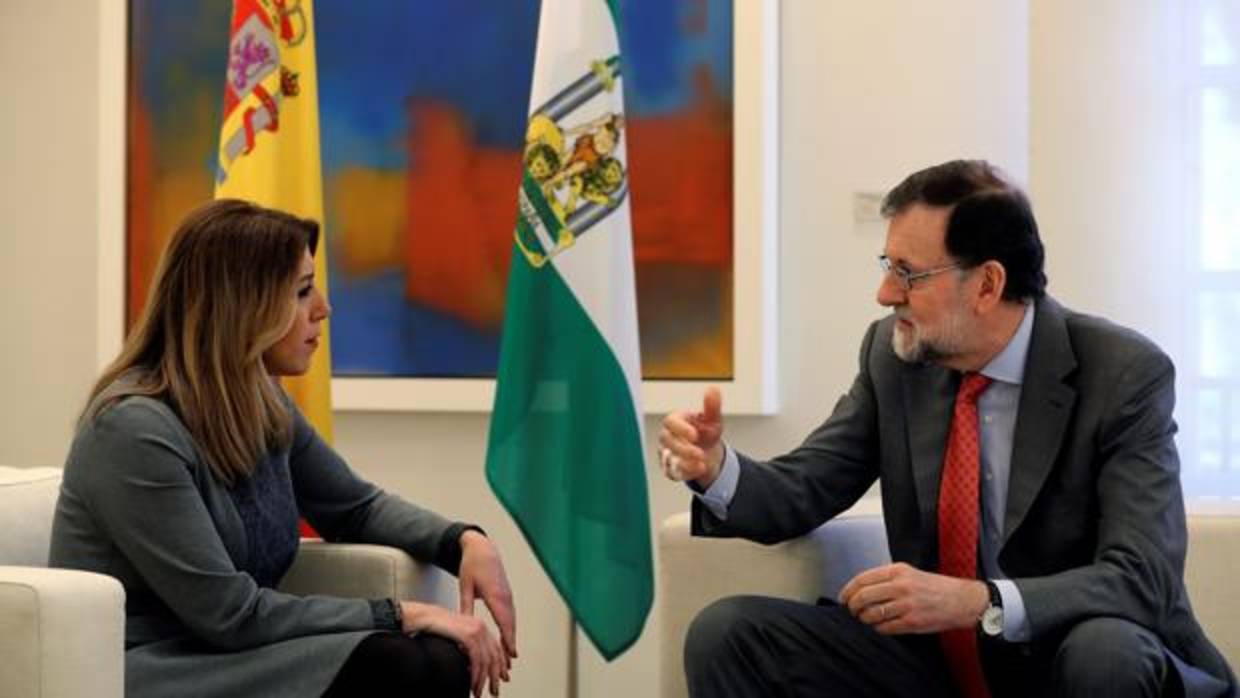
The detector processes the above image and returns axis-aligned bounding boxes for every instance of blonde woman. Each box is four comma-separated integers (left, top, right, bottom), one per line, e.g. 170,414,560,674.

50,199,516,698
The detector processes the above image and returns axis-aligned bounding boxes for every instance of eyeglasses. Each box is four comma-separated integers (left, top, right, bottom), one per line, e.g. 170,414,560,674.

877,255,962,292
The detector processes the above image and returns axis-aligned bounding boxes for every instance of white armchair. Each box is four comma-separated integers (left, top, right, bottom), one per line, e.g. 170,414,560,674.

657,501,1240,698
0,466,455,698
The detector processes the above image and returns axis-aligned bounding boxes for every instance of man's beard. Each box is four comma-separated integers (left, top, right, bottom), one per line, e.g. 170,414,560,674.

891,306,970,364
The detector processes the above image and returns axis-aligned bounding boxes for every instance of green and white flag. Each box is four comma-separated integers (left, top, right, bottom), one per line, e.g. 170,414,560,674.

485,0,652,661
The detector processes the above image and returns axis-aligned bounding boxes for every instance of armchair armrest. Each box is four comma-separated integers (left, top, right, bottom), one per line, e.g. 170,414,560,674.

0,566,125,698
1184,516,1240,668
657,501,888,698
279,541,456,609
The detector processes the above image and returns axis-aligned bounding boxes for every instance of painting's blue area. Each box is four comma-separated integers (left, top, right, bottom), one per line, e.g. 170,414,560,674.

618,1,679,112
698,0,735,101
316,1,540,173
620,0,733,114
132,1,226,99
134,0,733,168
131,0,228,165
315,0,732,173
329,266,501,376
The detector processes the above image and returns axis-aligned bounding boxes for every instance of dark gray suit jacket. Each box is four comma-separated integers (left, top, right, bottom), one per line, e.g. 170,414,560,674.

693,296,1235,696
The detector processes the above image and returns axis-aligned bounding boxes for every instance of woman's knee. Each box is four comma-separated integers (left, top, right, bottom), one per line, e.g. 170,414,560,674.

326,632,472,698
417,634,472,697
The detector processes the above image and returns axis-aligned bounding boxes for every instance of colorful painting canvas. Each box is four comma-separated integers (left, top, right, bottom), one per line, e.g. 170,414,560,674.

127,0,734,380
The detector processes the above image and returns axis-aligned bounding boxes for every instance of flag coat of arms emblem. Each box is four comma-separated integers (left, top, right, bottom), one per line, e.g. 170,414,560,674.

486,0,653,661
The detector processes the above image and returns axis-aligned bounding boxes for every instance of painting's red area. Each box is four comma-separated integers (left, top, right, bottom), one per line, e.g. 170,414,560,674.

126,94,154,330
403,101,523,330
628,65,732,266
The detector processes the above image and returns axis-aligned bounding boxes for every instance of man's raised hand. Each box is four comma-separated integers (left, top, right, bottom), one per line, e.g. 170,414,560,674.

659,387,726,488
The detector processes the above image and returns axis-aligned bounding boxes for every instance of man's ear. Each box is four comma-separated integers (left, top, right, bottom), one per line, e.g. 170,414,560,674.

975,260,1007,312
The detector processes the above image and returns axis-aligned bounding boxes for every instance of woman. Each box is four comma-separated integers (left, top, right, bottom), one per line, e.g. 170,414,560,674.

49,199,516,698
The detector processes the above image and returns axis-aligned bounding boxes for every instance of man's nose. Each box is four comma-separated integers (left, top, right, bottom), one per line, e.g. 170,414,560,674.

876,271,905,308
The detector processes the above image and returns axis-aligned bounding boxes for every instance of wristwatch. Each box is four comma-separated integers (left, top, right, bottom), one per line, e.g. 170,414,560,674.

979,580,1004,638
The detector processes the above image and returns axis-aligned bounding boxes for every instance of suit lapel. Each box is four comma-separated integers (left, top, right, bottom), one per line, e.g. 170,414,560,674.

1003,297,1078,542
903,361,958,525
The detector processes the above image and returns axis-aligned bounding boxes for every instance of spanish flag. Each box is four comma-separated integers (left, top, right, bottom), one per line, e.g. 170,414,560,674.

214,0,334,443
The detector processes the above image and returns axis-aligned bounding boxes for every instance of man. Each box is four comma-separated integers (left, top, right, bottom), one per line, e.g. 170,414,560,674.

659,160,1235,697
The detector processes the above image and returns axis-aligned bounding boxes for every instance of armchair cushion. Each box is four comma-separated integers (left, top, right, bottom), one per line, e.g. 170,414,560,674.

657,501,886,698
0,466,63,566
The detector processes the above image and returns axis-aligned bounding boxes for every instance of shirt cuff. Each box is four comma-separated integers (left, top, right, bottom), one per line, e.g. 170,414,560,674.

993,578,1032,642
435,522,486,575
689,444,740,521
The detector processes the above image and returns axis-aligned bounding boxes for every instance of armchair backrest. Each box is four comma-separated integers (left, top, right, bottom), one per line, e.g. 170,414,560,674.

0,466,62,567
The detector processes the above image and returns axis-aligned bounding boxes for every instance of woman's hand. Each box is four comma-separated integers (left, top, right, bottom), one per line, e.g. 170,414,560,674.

458,531,518,664
400,601,508,697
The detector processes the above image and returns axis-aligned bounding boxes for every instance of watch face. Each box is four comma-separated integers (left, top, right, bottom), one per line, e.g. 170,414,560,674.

981,606,1004,637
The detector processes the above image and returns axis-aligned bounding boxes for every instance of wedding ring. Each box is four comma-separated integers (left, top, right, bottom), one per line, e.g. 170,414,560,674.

879,603,888,621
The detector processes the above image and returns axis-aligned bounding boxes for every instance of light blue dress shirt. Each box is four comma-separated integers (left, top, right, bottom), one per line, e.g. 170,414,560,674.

695,304,1036,641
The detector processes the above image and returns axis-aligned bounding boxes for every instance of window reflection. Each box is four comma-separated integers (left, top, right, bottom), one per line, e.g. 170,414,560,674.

1200,89,1240,271
1199,293,1240,379
1185,2,1240,500
1197,389,1224,471
1201,0,1239,66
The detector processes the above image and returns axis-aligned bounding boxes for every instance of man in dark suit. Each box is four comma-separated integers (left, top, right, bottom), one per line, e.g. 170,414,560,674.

659,160,1235,697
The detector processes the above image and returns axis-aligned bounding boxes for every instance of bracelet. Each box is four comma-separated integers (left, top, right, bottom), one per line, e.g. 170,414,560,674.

390,598,404,632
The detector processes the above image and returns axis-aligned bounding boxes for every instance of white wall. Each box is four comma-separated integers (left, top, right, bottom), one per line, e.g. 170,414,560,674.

1,1,103,469
1030,0,1198,485
6,1,1194,697
1030,0,1190,361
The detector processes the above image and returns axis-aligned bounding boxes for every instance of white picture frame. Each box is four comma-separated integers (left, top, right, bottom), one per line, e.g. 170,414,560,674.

97,0,779,416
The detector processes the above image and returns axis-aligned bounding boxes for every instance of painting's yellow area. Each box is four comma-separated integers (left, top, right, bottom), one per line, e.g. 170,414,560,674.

644,327,734,378
329,167,406,274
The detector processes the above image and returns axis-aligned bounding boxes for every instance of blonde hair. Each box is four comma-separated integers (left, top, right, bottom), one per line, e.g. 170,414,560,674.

86,199,320,485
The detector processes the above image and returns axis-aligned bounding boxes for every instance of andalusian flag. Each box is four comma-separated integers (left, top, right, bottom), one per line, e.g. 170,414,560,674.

486,0,652,660
214,0,334,441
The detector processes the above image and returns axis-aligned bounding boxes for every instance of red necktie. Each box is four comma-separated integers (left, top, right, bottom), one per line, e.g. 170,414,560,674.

937,372,993,698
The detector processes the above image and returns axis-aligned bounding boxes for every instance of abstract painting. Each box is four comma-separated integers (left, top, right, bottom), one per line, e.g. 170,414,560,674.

127,0,736,385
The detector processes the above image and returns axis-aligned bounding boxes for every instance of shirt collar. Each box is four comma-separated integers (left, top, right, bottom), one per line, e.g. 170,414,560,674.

980,302,1034,386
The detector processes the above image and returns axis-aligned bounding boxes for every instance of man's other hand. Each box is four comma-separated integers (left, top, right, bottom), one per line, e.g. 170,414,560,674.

839,562,989,635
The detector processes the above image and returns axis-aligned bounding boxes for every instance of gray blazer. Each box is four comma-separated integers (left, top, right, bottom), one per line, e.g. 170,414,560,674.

50,394,463,698
693,296,1235,697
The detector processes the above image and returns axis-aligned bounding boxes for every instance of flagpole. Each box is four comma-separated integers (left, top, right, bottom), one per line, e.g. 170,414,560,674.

567,615,578,698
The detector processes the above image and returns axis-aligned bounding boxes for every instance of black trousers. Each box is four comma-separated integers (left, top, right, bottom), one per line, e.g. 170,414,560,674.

684,595,1177,698
323,632,471,698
